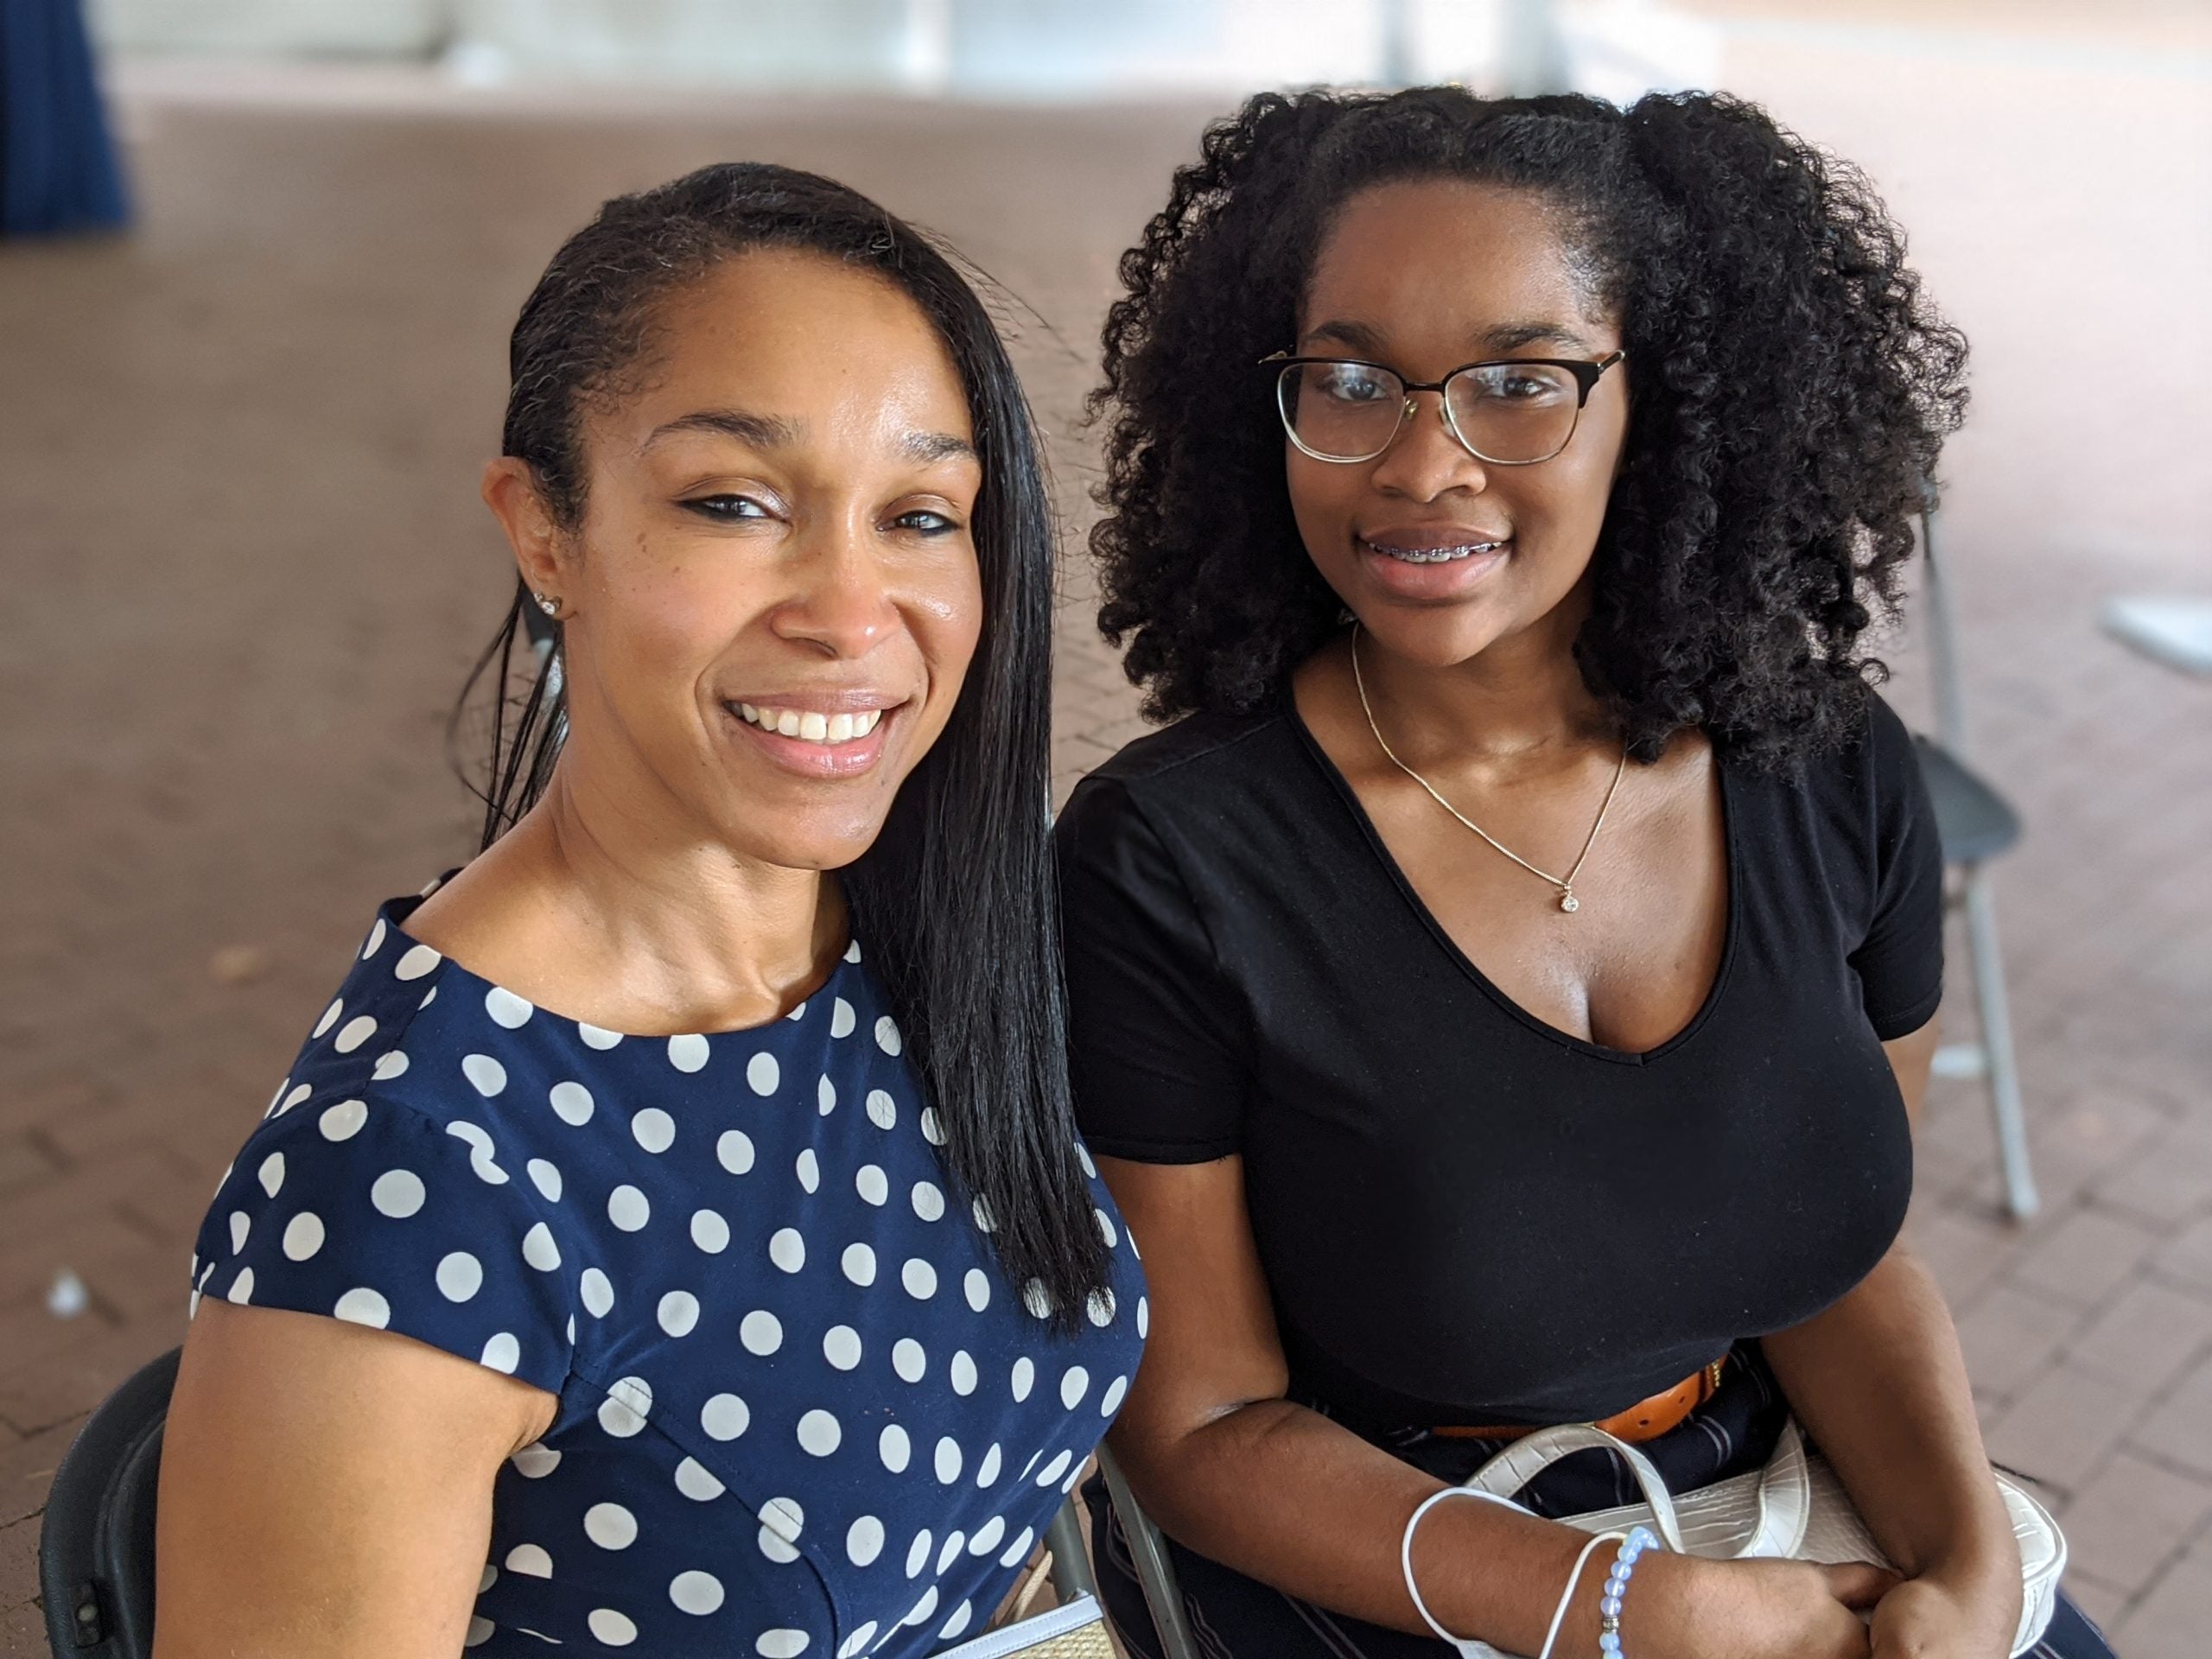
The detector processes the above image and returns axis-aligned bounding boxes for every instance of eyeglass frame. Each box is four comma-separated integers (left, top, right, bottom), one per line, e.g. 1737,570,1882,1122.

1261,348,1626,467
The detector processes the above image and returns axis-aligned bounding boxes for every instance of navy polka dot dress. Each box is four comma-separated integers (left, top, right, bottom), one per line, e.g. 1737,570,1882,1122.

191,887,1147,1656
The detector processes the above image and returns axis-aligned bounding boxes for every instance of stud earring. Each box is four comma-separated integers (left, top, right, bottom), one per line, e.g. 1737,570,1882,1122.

532,593,561,618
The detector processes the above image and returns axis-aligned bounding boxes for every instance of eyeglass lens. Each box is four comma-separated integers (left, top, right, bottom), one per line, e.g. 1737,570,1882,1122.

1278,360,1586,464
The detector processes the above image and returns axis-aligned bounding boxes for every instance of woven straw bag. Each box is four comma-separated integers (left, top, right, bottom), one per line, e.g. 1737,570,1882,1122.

933,1592,1115,1658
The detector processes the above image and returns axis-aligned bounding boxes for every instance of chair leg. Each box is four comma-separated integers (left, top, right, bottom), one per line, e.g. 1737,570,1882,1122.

1045,1494,1100,1605
1099,1446,1203,1659
1962,862,2038,1219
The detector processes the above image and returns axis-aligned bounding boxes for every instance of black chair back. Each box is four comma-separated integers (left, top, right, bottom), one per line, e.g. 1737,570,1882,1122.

38,1346,178,1658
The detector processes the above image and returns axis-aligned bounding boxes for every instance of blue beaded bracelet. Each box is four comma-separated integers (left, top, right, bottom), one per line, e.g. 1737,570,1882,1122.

1596,1525,1660,1656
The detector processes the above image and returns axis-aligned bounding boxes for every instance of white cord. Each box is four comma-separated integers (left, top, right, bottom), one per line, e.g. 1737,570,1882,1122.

1536,1530,1624,1659
1401,1487,1624,1659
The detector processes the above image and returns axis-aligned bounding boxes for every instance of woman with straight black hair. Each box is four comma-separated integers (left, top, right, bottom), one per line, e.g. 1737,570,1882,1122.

156,162,1141,1658
1059,88,2107,1659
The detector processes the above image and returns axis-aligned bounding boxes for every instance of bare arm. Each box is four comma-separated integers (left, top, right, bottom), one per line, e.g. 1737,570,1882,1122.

155,1300,556,1658
1760,1021,2022,1656
1099,1154,1885,1659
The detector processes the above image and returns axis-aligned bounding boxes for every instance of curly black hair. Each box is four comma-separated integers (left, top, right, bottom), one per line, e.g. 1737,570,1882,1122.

1088,87,1969,763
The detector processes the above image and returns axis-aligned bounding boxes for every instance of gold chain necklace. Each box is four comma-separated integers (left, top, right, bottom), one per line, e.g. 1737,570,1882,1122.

1351,625,1628,915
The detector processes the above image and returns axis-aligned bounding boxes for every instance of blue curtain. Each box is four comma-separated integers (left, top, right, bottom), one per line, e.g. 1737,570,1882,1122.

0,0,130,236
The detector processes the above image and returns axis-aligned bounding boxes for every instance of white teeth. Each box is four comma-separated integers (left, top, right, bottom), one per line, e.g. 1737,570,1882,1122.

734,703,887,745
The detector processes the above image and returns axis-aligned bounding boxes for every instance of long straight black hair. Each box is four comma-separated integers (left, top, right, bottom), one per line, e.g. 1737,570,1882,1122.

454,162,1110,1328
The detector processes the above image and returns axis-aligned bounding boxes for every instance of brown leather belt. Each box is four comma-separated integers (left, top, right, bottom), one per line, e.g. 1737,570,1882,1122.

1432,1356,1727,1445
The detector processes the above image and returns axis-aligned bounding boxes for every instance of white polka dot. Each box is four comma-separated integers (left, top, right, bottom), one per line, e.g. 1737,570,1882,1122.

999,1525,1036,1568
1035,1448,1074,1487
892,1338,926,1382
905,1529,933,1578
1101,1375,1129,1416
1022,1279,1055,1319
447,1121,509,1185
747,1052,779,1096
919,1108,947,1147
371,1052,409,1082
466,1615,493,1647
597,1376,652,1438
846,1514,886,1567
1096,1206,1120,1247
480,1332,521,1373
1138,1295,1150,1338
658,1291,699,1337
276,1083,312,1116
671,1570,724,1615
934,1438,963,1484
1059,1366,1091,1409
973,1197,996,1233
940,1601,975,1643
785,1000,807,1021
505,1542,552,1577
584,1502,638,1548
823,1325,862,1370
485,987,534,1028
901,1259,938,1300
838,1624,878,1659
963,1269,990,1313
607,1185,650,1231
512,1442,559,1478
437,1251,483,1300
226,1268,254,1305
281,1211,325,1262
522,1223,562,1271
796,1148,819,1193
361,918,387,958
691,1210,730,1253
1076,1141,1097,1178
874,1016,903,1056
830,998,856,1038
950,1351,978,1395
312,999,343,1039
702,1394,750,1441
969,1516,1006,1557
769,1228,805,1273
577,1021,623,1050
394,943,441,980
228,1211,251,1253
975,1443,1002,1487
581,1268,614,1318
855,1165,888,1206
418,988,437,1008
334,1287,391,1328
939,1534,969,1576
667,1033,709,1072
842,1243,876,1287
630,1109,675,1154
741,1310,782,1355
1088,1288,1117,1326
319,1099,368,1141
865,1090,897,1130
879,1424,910,1473
760,1496,805,1552
371,1169,423,1217
716,1130,755,1174
588,1608,638,1646
797,1409,841,1457
675,1457,725,1501
757,1630,809,1658
526,1158,562,1202
911,1182,944,1222
461,1054,507,1096
257,1152,285,1198
902,1586,939,1630
548,1081,594,1125
328,1014,375,1054
1011,1357,1035,1402
817,1076,836,1116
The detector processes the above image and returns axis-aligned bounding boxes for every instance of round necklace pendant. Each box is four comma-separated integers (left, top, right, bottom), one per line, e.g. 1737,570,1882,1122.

1559,891,1580,913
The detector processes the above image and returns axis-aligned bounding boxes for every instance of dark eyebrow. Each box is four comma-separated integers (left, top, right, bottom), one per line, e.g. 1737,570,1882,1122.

1301,318,1389,356
1299,317,1600,359
642,408,802,451
901,430,978,466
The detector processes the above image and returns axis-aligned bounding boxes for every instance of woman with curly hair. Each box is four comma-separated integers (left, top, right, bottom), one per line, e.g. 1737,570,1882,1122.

1057,89,2109,1659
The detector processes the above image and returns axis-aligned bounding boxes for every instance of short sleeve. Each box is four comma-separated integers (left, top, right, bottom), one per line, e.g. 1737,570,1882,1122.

191,1093,577,1395
1056,772,1249,1162
1850,698,1947,1040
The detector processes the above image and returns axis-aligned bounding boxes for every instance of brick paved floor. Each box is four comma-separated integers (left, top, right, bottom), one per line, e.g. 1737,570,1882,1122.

1,11,2206,1653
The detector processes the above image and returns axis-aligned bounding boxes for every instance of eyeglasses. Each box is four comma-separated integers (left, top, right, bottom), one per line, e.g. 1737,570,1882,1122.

1262,350,1625,467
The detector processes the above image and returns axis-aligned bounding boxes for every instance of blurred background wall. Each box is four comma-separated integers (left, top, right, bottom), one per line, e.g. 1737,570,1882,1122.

2,3,2208,1653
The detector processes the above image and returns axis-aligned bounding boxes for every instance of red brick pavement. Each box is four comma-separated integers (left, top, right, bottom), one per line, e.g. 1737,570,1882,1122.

2,16,2206,1653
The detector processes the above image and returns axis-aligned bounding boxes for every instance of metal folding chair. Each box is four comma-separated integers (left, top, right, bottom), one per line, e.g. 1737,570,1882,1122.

1914,507,2038,1218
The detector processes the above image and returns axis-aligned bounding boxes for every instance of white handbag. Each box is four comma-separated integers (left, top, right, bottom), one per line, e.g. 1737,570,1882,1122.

1447,1420,2063,1658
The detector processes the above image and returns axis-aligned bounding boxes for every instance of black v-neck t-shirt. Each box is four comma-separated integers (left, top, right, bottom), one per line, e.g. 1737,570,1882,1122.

1054,690,1940,1429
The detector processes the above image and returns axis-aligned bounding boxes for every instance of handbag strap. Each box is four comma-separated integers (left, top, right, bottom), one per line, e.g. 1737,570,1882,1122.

1461,1420,1812,1559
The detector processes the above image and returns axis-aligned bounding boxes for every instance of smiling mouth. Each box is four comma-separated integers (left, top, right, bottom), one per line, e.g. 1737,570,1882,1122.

1360,536,1510,565
732,702,886,746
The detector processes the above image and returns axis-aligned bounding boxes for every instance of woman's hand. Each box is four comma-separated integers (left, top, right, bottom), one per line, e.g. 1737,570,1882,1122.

1636,1554,1897,1659
1866,1564,2022,1659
